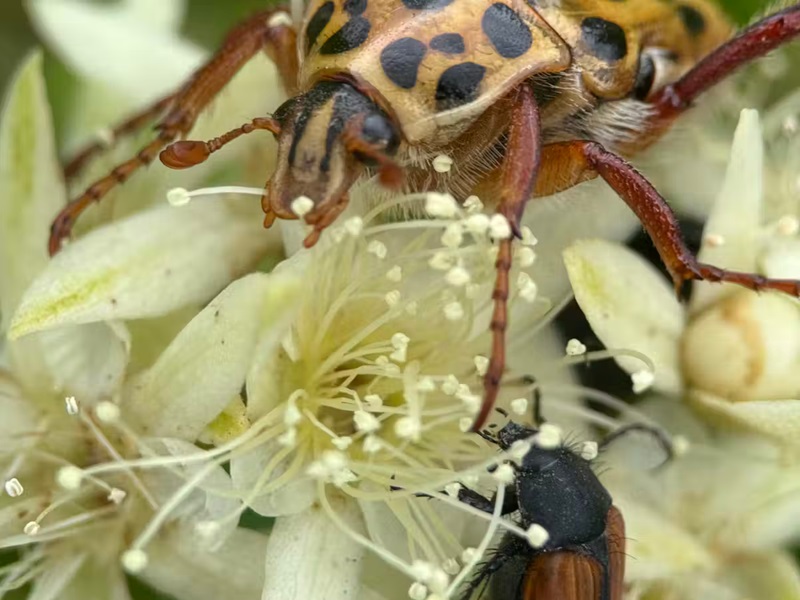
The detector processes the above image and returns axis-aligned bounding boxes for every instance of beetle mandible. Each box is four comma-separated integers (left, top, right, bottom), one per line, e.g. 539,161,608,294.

49,0,800,430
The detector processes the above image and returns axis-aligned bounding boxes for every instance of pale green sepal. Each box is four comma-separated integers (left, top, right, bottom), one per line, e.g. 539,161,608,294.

0,51,66,329
692,109,763,313
563,239,684,394
9,201,274,339
126,272,302,440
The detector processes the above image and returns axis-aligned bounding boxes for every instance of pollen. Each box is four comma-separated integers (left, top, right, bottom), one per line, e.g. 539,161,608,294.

517,246,536,267
534,424,562,449
492,463,515,484
385,290,402,306
520,226,538,246
444,301,465,321
95,401,121,423
446,266,471,287
517,273,538,303
332,436,353,450
121,549,149,573
463,195,484,213
4,478,23,497
632,369,655,393
566,338,588,356
465,214,490,235
580,441,599,461
428,252,453,271
362,436,383,453
56,466,84,490
395,416,422,441
386,265,403,282
23,521,40,536
344,217,364,236
291,195,314,217
368,240,388,258
432,154,454,173
489,214,513,240
354,410,381,433
441,224,464,248
166,187,192,206
473,355,489,376
704,232,726,247
510,397,528,415
391,333,411,362
526,523,550,548
64,395,79,415
425,192,459,218
409,582,428,600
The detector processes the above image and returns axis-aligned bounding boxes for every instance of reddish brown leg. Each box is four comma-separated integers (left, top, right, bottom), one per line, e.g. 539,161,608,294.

160,117,281,169
473,85,541,432
49,8,298,256
63,93,176,182
651,4,800,119
548,140,800,296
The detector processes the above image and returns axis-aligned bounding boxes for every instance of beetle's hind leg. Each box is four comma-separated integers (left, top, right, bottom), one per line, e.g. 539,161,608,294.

49,8,298,256
650,4,800,123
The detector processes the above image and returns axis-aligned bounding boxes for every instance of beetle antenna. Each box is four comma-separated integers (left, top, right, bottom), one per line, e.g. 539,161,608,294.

599,423,674,467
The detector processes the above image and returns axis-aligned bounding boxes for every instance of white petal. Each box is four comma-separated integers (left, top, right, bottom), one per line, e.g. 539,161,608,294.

26,0,204,103
521,178,639,305
729,552,800,600
0,51,65,325
692,109,763,312
59,559,130,600
118,0,187,32
689,390,800,445
37,322,131,405
761,238,800,279
143,527,268,600
9,202,274,339
28,553,87,600
563,239,684,394
261,494,365,600
230,443,316,517
606,479,714,582
127,272,301,439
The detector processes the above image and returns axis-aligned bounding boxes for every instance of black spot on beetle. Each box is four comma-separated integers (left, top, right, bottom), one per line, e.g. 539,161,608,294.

305,2,334,52
430,32,465,54
402,0,453,10
482,4,533,59
677,5,706,36
319,17,371,54
580,17,628,62
381,38,427,88
344,0,367,14
435,62,486,110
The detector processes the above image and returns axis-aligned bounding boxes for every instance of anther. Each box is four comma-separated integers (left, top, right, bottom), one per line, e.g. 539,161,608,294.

492,463,515,484
56,466,84,490
386,265,403,282
445,483,462,497
425,193,459,218
167,187,192,207
446,266,471,287
385,290,402,307
489,215,512,240
368,240,388,259
409,582,428,600
534,424,562,449
463,195,483,213
4,478,23,497
580,441,599,461
526,523,549,548
344,217,364,236
441,224,464,248
444,302,464,321
95,401,121,423
23,521,40,536
354,411,381,433
432,154,454,173
108,488,128,504
510,397,528,415
395,416,422,441
631,369,655,393
473,355,489,376
64,395,79,415
121,549,149,573
566,338,587,356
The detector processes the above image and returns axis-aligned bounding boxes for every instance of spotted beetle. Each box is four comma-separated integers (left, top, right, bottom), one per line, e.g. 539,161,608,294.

50,1,800,430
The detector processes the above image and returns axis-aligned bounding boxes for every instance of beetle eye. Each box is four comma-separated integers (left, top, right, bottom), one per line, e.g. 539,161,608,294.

633,54,656,100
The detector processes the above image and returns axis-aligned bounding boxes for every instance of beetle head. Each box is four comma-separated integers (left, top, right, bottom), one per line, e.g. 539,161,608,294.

264,80,401,241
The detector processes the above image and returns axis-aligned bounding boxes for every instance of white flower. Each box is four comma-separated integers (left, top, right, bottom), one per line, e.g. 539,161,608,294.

603,401,800,600
0,51,267,600
564,109,800,444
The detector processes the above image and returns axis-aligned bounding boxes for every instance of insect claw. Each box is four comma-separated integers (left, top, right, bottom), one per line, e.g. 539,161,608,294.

160,141,211,169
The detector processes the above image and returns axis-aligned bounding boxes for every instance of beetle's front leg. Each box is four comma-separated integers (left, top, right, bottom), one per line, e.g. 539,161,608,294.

474,85,542,432
49,8,299,256
650,4,800,122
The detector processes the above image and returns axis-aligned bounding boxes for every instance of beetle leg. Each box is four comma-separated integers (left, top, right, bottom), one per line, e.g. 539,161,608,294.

543,140,800,297
458,486,519,516
473,85,542,432
64,93,176,182
650,4,800,121
49,8,298,256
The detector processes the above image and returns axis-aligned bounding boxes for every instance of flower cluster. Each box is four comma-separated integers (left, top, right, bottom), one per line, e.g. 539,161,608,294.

3,1,800,599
